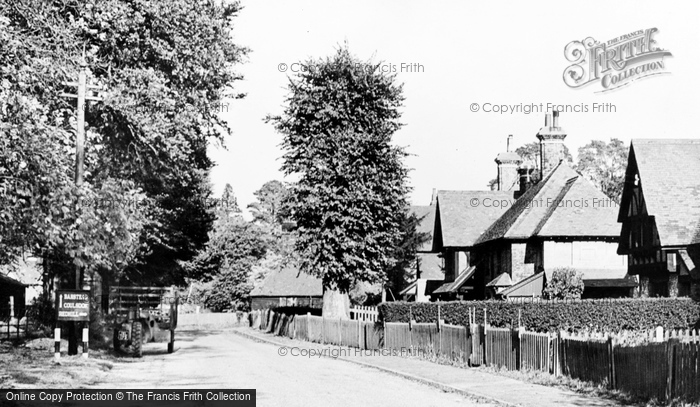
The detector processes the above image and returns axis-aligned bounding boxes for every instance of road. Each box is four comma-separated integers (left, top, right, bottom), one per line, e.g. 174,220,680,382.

96,330,497,407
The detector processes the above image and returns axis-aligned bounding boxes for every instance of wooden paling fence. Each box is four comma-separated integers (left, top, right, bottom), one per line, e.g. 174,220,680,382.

249,308,700,403
485,326,519,370
520,331,550,372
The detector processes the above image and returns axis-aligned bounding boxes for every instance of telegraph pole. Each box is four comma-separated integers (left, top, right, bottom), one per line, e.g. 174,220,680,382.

60,53,103,354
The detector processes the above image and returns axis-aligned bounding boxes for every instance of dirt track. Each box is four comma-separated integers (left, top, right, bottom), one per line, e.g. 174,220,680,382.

95,329,495,407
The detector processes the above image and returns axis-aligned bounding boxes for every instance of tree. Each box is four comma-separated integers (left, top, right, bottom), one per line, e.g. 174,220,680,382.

543,267,584,300
384,209,430,302
575,138,627,203
248,180,289,225
184,188,269,311
268,45,410,318
0,0,248,288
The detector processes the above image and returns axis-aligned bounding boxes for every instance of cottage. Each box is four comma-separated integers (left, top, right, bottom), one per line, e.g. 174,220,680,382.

617,139,700,298
249,266,323,310
425,112,632,300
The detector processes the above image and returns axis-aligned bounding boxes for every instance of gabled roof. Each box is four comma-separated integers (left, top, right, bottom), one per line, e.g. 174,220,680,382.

249,267,323,297
434,190,514,249
486,272,513,287
432,266,476,294
411,205,436,252
476,162,620,244
620,139,700,246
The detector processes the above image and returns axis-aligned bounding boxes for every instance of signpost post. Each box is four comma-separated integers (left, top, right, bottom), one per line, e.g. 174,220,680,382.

55,290,91,358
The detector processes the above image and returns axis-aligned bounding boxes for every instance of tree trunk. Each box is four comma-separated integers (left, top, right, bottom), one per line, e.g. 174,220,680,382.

322,288,350,319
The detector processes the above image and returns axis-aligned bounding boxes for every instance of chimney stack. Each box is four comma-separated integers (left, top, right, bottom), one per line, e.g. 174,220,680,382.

536,110,567,176
517,164,535,197
495,135,523,192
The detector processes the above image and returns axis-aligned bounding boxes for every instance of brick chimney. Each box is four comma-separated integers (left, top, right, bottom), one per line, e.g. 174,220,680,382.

495,135,522,191
516,163,535,197
536,111,567,176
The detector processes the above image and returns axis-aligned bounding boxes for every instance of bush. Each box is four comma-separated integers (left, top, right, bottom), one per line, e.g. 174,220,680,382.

378,298,700,333
543,267,584,300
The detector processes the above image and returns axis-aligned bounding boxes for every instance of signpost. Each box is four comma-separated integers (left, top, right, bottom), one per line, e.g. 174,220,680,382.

56,290,90,322
55,290,91,359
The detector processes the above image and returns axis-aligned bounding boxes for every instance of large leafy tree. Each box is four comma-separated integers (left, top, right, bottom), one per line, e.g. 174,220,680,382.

184,186,269,311
575,138,627,203
268,46,410,318
0,0,248,288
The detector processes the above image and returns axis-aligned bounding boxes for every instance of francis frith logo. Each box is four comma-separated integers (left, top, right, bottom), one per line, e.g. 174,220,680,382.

563,28,672,92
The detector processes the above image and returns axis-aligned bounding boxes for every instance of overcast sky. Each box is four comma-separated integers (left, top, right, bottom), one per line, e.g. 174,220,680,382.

208,0,699,217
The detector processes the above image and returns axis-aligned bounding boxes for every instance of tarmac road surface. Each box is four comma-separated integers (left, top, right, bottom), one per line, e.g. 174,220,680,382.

95,330,499,407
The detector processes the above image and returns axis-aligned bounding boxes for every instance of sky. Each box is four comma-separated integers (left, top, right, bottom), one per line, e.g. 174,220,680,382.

208,0,700,217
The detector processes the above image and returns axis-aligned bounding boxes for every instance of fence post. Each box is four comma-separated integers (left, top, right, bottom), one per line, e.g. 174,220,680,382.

306,312,311,341
321,314,325,345
357,319,362,350
607,335,615,389
437,304,442,357
338,317,341,346
483,308,488,366
666,339,676,401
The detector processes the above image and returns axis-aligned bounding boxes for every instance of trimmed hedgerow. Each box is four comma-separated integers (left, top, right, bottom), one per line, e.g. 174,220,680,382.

378,298,700,333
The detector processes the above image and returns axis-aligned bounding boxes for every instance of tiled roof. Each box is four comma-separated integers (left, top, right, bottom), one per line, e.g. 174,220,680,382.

434,190,514,249
411,205,436,252
417,253,443,280
249,267,323,297
624,139,700,246
476,162,620,243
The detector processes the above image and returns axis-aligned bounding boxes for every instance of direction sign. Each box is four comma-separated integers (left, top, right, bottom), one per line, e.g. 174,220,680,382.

56,290,90,321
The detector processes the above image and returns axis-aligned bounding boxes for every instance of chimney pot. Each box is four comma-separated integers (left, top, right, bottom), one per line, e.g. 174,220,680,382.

552,110,560,128
507,135,512,152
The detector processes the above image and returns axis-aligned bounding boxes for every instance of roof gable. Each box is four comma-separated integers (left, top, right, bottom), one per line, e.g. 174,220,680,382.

250,267,323,297
434,190,514,249
477,162,620,243
622,139,700,246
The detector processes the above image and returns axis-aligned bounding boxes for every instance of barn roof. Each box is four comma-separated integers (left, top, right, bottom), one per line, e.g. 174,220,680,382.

620,139,700,246
476,162,620,244
434,190,514,249
249,267,323,297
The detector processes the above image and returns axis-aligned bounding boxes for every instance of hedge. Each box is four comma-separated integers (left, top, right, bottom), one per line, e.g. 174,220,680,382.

378,298,700,333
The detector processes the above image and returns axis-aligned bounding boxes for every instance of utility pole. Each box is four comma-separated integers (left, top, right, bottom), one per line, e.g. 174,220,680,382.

60,53,103,354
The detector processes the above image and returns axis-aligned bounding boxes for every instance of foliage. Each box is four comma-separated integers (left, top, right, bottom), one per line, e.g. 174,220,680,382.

378,298,700,333
384,209,430,300
268,44,410,294
248,180,289,226
184,187,270,312
0,0,247,286
575,138,627,203
542,267,584,300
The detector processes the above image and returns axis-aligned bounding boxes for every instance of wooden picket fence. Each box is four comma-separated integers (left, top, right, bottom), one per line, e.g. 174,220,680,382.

250,308,700,403
350,306,378,322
